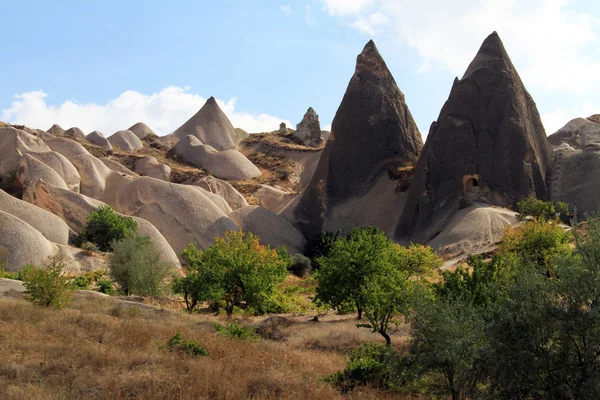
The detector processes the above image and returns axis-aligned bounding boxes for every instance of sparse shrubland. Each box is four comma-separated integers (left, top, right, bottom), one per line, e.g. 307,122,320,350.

20,257,73,309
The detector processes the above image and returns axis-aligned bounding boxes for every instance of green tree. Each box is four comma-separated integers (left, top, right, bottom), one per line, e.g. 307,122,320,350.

108,233,173,298
176,231,288,316
21,257,73,308
516,197,569,222
76,205,137,252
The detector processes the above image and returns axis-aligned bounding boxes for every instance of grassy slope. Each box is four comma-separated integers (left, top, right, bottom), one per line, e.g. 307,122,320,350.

0,294,407,400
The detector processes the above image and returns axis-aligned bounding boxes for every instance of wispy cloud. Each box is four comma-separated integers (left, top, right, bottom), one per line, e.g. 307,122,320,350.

279,5,292,16
1,87,292,135
305,5,316,26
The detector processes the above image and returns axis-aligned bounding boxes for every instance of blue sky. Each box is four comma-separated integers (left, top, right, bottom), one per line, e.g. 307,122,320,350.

1,0,599,136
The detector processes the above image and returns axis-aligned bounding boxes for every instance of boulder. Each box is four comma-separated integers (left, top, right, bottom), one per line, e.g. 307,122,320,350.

128,122,157,139
0,126,51,175
22,180,181,268
114,177,238,253
47,124,65,136
0,189,71,244
134,156,171,181
87,131,114,151
155,134,179,148
191,176,248,211
0,210,59,272
254,185,296,214
107,130,143,151
279,122,287,134
99,157,138,176
294,40,423,238
292,107,323,146
172,96,237,151
64,127,86,140
229,206,305,253
28,151,81,192
547,118,600,150
172,135,261,180
396,32,553,243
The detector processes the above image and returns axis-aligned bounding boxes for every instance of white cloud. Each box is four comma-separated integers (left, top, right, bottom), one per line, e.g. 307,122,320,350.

1,87,291,135
305,5,316,26
322,0,600,131
279,5,292,16
322,0,373,16
542,102,600,134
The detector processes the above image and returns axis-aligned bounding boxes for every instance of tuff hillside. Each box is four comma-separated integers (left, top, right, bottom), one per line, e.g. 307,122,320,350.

396,32,553,243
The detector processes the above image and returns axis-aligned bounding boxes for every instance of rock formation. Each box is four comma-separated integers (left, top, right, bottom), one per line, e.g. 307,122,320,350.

229,206,305,253
547,118,600,150
64,127,86,140
87,131,113,151
172,96,237,151
0,126,51,175
191,176,248,211
100,157,138,176
279,122,287,134
47,124,65,136
128,122,157,139
134,156,171,181
293,40,423,238
292,107,322,146
27,151,81,192
171,135,261,180
107,130,144,151
396,32,553,243
16,153,69,190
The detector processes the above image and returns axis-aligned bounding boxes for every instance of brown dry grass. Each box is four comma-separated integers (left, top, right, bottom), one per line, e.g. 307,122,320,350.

0,296,408,400
240,131,324,153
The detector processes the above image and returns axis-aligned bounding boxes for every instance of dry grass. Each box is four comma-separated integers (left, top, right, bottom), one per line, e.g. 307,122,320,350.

0,296,407,399
0,121,8,127
588,114,600,124
240,131,324,152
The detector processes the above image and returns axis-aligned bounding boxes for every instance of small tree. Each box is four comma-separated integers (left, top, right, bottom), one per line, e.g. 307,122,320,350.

108,233,173,298
76,205,137,252
175,231,288,316
515,197,569,222
21,257,73,308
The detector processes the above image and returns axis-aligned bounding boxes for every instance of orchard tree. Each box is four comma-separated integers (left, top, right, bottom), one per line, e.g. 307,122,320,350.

76,205,137,252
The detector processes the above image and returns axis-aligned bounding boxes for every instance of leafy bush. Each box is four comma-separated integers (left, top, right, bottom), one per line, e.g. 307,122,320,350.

108,233,173,298
96,278,116,295
213,321,259,341
75,205,137,252
516,197,569,222
0,262,19,280
326,343,400,392
21,258,73,308
167,331,209,356
174,231,288,316
72,274,91,290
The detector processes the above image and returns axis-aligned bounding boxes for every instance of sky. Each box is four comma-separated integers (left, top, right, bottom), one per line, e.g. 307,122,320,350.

1,0,599,137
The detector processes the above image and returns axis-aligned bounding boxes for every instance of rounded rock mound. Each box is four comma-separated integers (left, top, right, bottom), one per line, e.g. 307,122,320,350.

107,130,144,151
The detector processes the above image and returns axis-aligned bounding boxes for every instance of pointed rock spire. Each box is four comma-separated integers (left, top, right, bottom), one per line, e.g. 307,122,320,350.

172,96,237,151
396,32,553,242
293,40,423,238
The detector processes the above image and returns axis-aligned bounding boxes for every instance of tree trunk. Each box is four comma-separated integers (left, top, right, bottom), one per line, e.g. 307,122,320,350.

225,303,234,318
357,305,363,320
381,330,391,347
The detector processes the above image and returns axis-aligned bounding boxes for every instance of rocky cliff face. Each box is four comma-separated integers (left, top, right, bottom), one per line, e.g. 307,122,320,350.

396,32,553,243
294,40,423,239
292,108,322,147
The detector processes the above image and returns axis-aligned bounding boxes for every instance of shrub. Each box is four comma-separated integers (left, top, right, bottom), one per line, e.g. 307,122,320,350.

167,331,209,356
72,274,91,290
80,242,99,256
96,278,116,295
108,233,173,298
326,342,400,392
0,262,19,280
76,205,137,252
21,258,73,308
213,321,259,341
516,197,569,223
175,231,288,316
289,254,312,277
109,304,140,318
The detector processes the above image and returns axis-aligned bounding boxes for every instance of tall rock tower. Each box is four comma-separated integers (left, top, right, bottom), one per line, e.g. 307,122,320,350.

294,40,423,238
396,32,553,242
